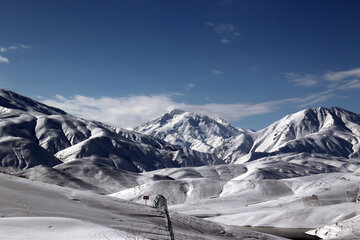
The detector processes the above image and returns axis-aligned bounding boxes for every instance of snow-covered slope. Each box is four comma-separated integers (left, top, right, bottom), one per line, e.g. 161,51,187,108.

134,109,244,153
0,89,222,172
0,172,286,240
307,215,360,239
217,107,360,163
111,161,360,238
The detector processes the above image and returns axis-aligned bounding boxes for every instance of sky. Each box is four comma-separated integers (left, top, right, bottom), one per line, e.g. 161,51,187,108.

1,0,360,130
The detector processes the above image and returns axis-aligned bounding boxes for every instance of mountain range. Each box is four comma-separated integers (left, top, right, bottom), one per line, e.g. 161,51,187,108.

0,88,359,179
135,106,360,164
0,89,221,173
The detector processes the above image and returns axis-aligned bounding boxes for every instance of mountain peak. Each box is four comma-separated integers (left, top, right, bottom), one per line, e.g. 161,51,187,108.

135,109,242,153
0,88,66,115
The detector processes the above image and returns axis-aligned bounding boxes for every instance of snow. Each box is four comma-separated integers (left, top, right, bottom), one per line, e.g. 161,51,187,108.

135,107,360,164
111,163,360,232
0,89,222,172
0,217,129,240
1,89,360,239
0,172,285,240
134,109,242,153
306,215,360,239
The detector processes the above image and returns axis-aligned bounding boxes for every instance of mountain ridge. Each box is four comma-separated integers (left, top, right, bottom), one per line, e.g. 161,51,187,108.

135,106,360,163
0,89,223,172
0,88,359,174
134,108,245,153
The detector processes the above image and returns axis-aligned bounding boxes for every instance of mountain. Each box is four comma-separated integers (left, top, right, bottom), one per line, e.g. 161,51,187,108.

134,109,245,153
1,88,359,175
1,89,359,239
136,107,360,164
216,107,360,163
0,89,222,172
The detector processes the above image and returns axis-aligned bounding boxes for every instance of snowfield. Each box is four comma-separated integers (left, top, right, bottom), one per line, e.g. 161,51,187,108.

0,172,286,240
111,165,360,229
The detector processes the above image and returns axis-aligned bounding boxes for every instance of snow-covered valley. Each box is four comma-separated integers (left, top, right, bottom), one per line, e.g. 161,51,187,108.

0,88,359,239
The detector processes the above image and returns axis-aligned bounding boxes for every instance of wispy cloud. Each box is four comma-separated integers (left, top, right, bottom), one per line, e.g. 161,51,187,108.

43,94,179,129
323,68,360,82
0,44,30,64
338,79,360,90
285,73,318,87
187,83,195,89
0,56,9,63
284,67,360,108
42,89,335,129
211,70,223,75
286,67,360,91
319,67,360,92
41,67,360,129
293,91,334,108
0,44,30,52
221,38,231,44
206,22,240,44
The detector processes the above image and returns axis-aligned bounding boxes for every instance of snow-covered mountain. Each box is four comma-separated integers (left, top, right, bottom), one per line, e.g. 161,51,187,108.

2,88,359,173
0,89,222,172
135,107,360,164
134,109,246,153
216,107,360,163
1,89,360,239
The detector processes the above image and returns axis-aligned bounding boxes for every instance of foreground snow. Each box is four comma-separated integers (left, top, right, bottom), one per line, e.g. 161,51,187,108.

0,173,285,240
0,217,129,240
111,163,360,239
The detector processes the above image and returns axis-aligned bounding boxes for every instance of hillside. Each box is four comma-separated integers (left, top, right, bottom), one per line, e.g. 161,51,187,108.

0,89,222,173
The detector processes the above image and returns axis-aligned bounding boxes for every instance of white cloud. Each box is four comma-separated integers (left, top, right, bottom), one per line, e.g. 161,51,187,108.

0,44,29,64
211,70,223,75
42,67,360,129
294,91,334,108
221,38,231,44
206,22,240,44
187,83,195,89
180,101,282,121
323,68,360,81
285,73,318,87
0,44,30,52
0,56,9,63
42,90,335,129
338,79,360,90
43,94,179,129
318,67,360,91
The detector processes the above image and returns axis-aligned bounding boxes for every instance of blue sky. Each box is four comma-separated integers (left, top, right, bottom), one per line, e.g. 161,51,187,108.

1,0,360,129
